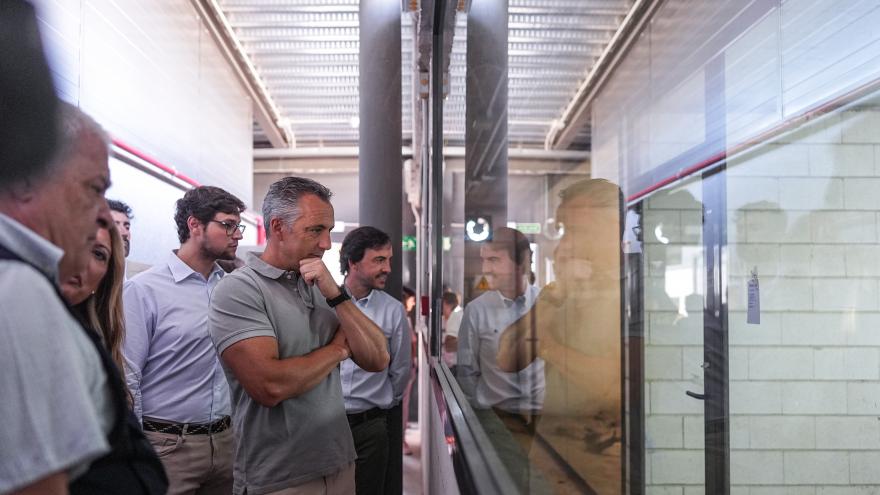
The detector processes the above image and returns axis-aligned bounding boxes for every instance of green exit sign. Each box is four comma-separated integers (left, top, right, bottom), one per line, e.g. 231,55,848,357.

402,235,417,251
510,222,541,235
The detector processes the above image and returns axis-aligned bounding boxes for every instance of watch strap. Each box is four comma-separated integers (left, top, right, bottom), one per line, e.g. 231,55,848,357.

326,287,350,308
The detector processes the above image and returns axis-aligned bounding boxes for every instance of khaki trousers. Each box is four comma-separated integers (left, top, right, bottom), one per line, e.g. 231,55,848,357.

266,463,356,495
145,427,234,495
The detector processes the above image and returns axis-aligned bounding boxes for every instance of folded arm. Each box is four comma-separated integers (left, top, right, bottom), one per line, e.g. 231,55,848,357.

300,257,389,372
334,299,390,372
11,472,68,495
219,333,349,407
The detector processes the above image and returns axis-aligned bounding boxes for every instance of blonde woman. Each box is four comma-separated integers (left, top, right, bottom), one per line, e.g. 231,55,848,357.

60,221,168,493
61,223,126,373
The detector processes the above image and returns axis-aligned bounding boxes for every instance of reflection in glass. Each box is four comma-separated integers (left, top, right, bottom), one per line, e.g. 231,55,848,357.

641,183,706,492
456,227,546,489
491,179,624,494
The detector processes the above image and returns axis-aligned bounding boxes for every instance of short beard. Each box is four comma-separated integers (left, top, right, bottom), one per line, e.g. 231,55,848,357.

199,239,236,262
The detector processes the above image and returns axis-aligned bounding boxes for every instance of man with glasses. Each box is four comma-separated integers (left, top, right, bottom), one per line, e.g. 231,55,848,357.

123,185,246,495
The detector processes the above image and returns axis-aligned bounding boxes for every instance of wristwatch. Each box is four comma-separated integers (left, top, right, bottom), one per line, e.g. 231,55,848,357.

326,287,351,308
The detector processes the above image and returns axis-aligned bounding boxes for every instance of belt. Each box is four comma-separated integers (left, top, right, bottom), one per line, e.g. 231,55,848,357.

346,407,387,427
142,415,231,435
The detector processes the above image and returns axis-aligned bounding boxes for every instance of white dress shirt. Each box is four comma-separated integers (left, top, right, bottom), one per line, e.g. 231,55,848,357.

457,286,545,413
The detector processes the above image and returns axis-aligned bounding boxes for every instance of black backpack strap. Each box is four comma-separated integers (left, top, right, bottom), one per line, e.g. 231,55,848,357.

0,243,168,494
0,243,129,443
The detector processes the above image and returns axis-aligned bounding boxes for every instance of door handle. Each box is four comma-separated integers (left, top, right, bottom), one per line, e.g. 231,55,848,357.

686,390,706,400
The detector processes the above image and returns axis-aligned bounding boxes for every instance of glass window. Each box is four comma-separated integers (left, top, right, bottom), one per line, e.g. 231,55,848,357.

436,0,880,493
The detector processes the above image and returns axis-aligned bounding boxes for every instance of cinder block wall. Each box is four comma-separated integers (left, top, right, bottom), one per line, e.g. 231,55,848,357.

644,105,880,493
642,179,707,493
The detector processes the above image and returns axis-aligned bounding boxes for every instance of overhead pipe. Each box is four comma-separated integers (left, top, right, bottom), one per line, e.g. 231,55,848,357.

627,75,880,204
253,146,590,160
111,138,265,243
190,0,294,148
545,0,661,150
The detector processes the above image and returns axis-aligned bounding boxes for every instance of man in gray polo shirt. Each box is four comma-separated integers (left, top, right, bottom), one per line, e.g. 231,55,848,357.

209,176,389,495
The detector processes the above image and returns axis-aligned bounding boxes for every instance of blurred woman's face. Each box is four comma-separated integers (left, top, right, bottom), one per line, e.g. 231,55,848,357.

61,227,112,306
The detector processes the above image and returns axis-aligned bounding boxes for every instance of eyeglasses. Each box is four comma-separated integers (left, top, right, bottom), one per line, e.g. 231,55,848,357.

210,220,246,236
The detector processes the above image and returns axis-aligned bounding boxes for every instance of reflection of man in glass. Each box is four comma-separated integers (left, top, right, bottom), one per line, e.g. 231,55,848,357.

457,227,545,436
498,178,622,494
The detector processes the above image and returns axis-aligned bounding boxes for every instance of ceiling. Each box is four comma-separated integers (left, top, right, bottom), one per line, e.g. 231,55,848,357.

219,0,634,151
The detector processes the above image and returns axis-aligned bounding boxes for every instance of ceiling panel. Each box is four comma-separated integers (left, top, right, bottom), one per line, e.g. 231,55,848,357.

224,0,633,150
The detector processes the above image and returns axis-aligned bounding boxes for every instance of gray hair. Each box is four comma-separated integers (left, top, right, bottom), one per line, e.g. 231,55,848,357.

53,102,110,165
261,176,332,237
0,102,109,194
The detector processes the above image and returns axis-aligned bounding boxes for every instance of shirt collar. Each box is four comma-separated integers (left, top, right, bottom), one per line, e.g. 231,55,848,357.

498,287,533,308
344,283,375,305
247,251,314,308
246,251,291,280
166,251,224,283
0,213,64,283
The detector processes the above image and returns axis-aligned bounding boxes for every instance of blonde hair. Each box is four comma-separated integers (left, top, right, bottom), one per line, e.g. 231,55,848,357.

76,225,127,373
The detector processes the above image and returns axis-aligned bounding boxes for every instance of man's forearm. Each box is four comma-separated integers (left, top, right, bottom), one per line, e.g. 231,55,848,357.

496,317,537,372
12,472,68,495
272,344,349,401
226,340,349,408
335,301,389,372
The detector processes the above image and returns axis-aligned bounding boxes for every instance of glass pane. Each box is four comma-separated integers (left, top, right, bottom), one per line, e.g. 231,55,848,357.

642,179,707,492
453,176,624,493
726,91,880,491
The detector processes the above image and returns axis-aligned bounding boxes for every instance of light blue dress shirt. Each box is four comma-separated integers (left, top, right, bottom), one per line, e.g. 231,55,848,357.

457,286,545,414
340,287,412,413
123,252,230,423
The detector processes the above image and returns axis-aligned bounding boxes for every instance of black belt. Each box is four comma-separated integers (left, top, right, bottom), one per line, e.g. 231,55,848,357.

346,407,387,427
142,415,231,435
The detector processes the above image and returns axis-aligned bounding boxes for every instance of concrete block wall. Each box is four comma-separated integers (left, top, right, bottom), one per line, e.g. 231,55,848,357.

642,179,707,493
644,105,880,493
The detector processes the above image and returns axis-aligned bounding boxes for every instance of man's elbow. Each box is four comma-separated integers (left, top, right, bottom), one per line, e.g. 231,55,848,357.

358,350,390,373
246,381,287,408
496,354,516,373
496,351,525,373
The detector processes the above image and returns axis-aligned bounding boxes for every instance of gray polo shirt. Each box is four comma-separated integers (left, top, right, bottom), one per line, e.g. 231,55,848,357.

209,252,355,495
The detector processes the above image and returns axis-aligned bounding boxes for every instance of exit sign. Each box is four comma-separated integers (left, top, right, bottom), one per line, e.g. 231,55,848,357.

509,222,541,235
402,235,417,251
